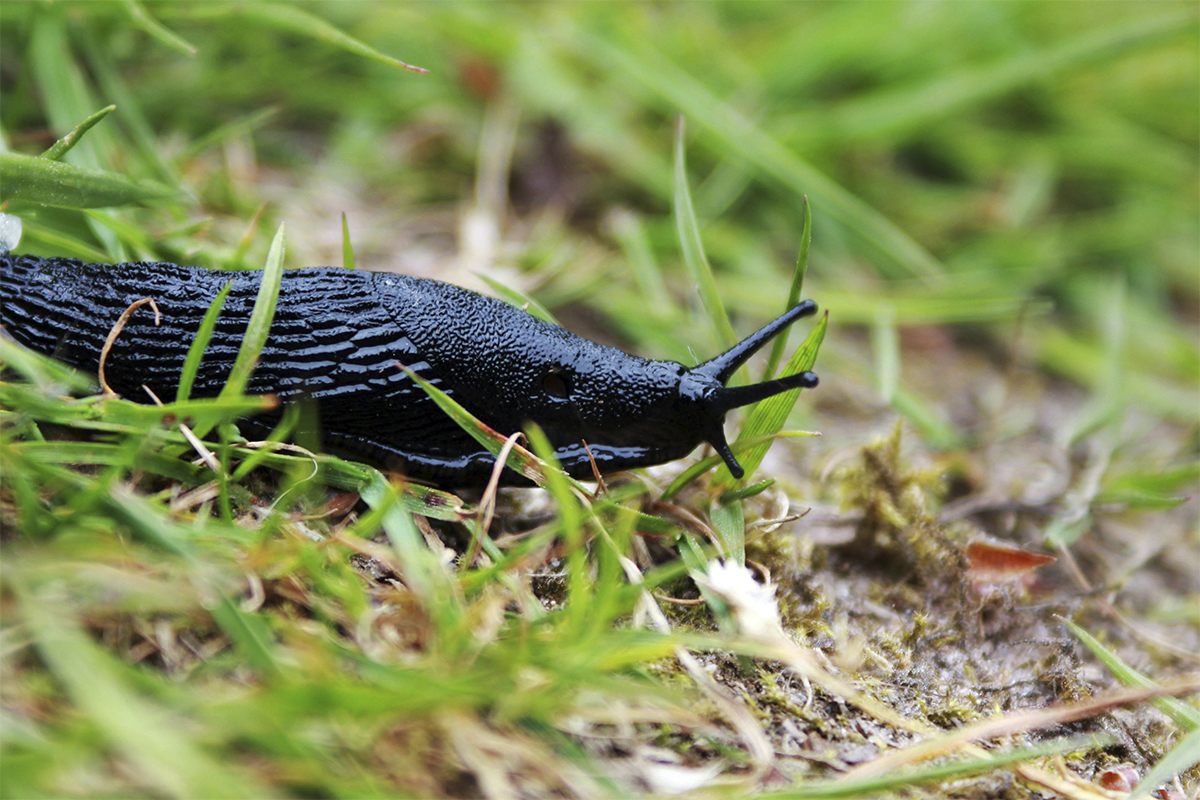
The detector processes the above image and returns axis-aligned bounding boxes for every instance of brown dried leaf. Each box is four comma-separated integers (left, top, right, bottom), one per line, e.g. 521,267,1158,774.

965,540,1056,585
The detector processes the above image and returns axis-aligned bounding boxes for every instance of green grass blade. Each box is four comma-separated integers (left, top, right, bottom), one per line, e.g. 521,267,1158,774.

341,211,355,270
523,424,583,538
11,577,268,799
715,313,828,487
401,365,583,489
225,442,472,523
100,485,200,556
12,440,207,483
524,424,590,619
580,31,943,280
78,31,185,188
872,303,900,405
0,152,176,208
359,471,462,626
607,208,673,318
29,10,110,169
762,734,1113,799
762,196,811,381
191,2,428,73
797,9,1199,147
0,381,274,441
1063,618,1200,731
815,285,1049,326
28,9,125,257
177,281,233,402
1097,460,1200,511
121,0,197,56
660,430,818,500
891,386,962,450
710,500,745,566
179,106,279,162
674,119,737,350
103,395,276,435
15,217,111,262
676,527,731,607
0,335,96,394
397,482,476,522
40,104,117,161
1132,726,1200,798
209,223,285,520
719,479,775,504
475,274,559,324
206,594,285,682
226,405,303,482
218,223,285,401
81,209,157,255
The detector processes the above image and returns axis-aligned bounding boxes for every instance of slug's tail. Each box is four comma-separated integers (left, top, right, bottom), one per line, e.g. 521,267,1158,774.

689,300,820,479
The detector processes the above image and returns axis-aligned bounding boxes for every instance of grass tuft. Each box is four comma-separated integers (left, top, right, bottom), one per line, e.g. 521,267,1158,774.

1,3,1195,797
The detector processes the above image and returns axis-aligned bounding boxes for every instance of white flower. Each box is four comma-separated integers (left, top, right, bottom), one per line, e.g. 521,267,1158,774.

692,560,784,643
0,213,22,254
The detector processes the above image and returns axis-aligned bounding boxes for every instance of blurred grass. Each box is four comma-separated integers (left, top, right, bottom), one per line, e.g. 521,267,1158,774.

1,1,1197,798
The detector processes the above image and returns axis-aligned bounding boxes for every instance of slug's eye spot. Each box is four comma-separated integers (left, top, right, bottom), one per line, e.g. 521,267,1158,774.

542,370,570,399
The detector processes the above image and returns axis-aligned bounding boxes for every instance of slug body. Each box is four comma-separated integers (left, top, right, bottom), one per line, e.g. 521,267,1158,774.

1,254,818,487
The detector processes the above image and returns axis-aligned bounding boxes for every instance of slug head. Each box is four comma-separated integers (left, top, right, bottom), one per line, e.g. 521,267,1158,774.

510,299,821,479
671,299,820,478
380,275,818,481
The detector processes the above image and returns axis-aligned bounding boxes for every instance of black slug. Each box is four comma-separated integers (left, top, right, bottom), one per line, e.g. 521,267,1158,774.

0,254,818,487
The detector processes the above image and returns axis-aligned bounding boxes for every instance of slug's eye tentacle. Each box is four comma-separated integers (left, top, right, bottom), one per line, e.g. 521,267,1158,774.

686,300,821,479
712,370,818,414
693,299,818,384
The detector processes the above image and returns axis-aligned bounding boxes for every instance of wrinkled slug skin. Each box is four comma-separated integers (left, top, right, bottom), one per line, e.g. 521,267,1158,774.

0,255,706,486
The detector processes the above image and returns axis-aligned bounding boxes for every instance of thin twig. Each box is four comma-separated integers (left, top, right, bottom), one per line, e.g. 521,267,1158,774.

469,431,525,568
581,438,608,496
142,385,222,474
98,297,161,396
653,593,706,606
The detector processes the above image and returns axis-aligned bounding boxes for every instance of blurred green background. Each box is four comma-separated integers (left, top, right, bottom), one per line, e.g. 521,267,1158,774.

1,4,1197,797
